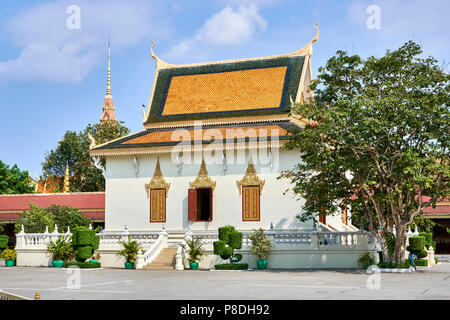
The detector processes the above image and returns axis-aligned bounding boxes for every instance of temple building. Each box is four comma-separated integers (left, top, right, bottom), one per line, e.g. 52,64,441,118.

89,24,351,235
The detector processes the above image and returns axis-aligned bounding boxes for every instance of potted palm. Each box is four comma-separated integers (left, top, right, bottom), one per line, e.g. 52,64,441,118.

46,235,73,268
116,239,142,269
0,249,17,267
181,237,205,270
89,252,101,263
249,228,272,270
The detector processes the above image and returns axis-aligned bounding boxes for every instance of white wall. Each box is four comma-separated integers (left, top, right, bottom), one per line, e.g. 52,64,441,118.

104,149,313,232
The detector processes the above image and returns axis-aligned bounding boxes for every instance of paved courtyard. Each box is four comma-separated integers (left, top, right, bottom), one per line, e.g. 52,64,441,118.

0,262,449,300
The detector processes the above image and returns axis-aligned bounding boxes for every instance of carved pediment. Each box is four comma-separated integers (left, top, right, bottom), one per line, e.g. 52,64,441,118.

145,157,170,196
237,160,265,195
189,158,216,193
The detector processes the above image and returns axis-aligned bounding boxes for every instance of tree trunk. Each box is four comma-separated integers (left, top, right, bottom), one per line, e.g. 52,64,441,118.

394,225,407,264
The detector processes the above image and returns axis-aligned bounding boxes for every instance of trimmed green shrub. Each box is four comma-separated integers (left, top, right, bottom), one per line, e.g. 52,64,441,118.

213,225,244,265
434,257,438,264
378,261,411,269
64,261,101,268
72,227,100,262
431,241,436,252
0,235,9,251
419,232,432,248
407,236,427,259
413,259,428,267
214,263,249,270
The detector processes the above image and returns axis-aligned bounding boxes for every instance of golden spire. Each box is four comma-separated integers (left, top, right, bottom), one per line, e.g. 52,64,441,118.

106,37,111,96
63,161,70,193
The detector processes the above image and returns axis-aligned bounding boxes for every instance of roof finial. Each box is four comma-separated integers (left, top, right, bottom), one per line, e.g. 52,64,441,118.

150,40,175,69
291,22,319,57
63,161,70,193
106,37,111,96
312,21,319,43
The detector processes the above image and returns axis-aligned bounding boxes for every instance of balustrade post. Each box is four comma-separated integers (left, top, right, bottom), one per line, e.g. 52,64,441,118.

357,232,368,249
310,232,319,250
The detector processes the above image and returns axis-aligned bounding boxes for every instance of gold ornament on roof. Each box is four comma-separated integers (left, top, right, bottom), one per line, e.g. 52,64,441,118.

237,159,265,195
145,157,170,197
63,161,70,193
189,158,216,193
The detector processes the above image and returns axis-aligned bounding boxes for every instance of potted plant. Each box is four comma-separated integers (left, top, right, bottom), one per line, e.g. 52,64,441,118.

181,237,205,270
89,252,101,263
357,251,375,269
116,239,142,269
249,228,272,270
0,249,17,267
46,235,73,268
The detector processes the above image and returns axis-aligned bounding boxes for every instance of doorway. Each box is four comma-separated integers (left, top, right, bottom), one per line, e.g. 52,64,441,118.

196,188,212,221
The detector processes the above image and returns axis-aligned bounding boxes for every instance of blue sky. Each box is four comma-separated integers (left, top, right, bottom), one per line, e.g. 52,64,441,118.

0,0,449,179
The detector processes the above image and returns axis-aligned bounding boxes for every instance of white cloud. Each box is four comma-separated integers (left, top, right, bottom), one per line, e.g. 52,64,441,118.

0,0,167,84
166,5,267,61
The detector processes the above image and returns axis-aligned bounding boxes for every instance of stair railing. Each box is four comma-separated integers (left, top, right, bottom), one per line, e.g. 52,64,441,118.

135,227,168,269
175,227,193,270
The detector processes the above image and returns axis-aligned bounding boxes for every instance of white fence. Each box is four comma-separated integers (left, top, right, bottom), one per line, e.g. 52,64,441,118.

15,224,379,269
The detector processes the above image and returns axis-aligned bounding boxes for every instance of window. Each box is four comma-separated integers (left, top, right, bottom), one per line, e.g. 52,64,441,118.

242,186,260,221
188,188,213,222
150,188,166,222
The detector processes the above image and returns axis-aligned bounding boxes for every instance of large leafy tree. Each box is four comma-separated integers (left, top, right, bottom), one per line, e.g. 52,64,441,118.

14,203,91,234
0,160,35,194
280,41,449,263
41,121,129,192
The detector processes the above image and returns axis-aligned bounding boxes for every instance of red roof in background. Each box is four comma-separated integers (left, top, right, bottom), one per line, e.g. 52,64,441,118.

0,192,105,221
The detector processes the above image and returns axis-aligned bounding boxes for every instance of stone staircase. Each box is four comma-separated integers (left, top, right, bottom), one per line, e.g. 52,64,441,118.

143,247,177,270
142,232,185,270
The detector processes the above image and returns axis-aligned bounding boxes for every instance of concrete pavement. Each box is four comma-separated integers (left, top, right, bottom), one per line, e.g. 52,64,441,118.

0,262,449,300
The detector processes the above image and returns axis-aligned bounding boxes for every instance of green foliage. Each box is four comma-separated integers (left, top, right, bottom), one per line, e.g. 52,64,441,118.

280,41,450,263
14,203,91,234
214,263,248,270
413,216,435,233
248,228,272,260
0,249,17,260
0,222,4,234
434,257,439,264
357,251,375,268
116,239,142,263
413,259,428,267
0,235,9,250
72,227,100,262
15,203,55,233
46,235,74,261
64,261,101,268
214,226,244,264
384,232,396,258
378,261,411,269
407,236,428,259
41,122,129,193
418,232,432,249
181,237,205,263
47,205,90,233
0,160,35,194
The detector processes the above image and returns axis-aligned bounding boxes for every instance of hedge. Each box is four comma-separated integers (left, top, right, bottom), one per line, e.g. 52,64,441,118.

418,232,432,248
378,261,411,269
214,264,248,270
413,259,428,267
64,261,101,268
0,235,9,250
434,257,438,264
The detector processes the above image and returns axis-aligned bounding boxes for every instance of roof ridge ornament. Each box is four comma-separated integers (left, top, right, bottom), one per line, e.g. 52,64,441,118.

151,40,175,69
291,22,319,57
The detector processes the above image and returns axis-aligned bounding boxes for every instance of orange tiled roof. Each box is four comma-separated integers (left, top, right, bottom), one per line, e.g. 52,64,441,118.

162,67,288,116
